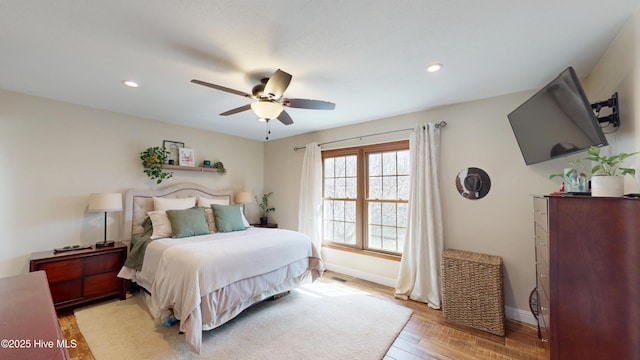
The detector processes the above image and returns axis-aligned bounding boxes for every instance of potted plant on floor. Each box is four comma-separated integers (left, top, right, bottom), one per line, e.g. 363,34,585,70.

255,192,275,225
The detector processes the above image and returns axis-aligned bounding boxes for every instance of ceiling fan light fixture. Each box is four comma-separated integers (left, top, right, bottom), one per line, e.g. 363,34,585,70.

251,101,283,120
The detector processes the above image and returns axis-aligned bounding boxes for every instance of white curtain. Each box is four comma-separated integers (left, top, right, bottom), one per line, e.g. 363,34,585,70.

298,142,323,256
395,123,443,309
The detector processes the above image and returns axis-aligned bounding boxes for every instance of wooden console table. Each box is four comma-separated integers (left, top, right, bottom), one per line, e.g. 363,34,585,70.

0,271,69,359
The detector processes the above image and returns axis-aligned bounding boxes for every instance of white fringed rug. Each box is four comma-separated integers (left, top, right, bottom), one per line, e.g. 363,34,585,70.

75,281,412,360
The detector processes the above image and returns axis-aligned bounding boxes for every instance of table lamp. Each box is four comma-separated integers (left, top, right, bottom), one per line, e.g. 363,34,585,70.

88,193,123,248
235,191,252,213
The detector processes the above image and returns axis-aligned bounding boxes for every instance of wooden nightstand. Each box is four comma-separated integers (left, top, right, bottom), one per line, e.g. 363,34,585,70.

251,223,278,228
29,242,127,311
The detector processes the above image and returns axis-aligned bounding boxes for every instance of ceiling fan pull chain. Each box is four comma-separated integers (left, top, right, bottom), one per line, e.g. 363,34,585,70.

265,120,271,140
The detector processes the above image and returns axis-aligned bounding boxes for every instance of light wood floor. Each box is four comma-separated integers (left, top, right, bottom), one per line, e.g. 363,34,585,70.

58,271,546,360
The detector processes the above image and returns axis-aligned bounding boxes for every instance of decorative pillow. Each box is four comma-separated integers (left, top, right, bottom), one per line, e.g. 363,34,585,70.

211,204,248,232
238,207,250,227
165,207,210,238
153,196,196,211
147,211,173,239
197,196,230,207
204,208,217,233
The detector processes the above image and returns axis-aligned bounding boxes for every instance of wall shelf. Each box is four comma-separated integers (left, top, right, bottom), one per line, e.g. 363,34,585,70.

161,164,220,173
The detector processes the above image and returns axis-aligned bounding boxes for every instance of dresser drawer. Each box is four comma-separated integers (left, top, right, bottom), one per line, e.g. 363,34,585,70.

535,225,549,265
83,252,123,275
49,279,83,303
536,260,550,299
83,271,121,297
37,259,82,282
533,197,548,231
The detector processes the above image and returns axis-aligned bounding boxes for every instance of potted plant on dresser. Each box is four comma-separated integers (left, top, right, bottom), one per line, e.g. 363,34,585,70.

255,192,275,225
552,146,638,197
587,146,637,196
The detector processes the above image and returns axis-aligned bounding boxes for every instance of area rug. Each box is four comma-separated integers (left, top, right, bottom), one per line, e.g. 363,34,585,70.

75,280,412,360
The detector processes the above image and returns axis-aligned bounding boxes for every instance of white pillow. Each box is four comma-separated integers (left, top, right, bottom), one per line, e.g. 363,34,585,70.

204,208,217,233
153,196,196,211
238,207,250,227
197,196,230,207
147,211,173,239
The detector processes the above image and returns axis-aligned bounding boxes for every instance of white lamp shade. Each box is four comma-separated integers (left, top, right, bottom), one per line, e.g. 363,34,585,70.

251,101,283,120
88,193,123,212
235,192,253,204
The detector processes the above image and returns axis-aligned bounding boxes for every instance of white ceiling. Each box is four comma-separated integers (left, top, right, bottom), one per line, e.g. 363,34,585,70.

1,1,638,141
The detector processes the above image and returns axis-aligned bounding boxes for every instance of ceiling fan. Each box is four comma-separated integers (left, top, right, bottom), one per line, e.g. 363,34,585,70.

191,69,335,126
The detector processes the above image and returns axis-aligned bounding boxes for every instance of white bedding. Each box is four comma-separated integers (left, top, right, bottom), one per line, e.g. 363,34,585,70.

118,227,324,353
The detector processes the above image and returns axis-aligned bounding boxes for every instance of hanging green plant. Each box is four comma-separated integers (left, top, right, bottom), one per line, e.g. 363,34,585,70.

140,146,173,184
214,161,226,175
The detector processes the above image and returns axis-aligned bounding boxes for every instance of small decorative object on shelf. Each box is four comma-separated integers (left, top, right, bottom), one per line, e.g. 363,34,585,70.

214,161,226,174
162,140,184,165
179,148,195,167
255,192,275,225
141,146,173,184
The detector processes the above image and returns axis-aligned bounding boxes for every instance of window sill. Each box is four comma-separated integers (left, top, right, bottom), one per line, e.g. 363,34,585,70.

322,244,401,262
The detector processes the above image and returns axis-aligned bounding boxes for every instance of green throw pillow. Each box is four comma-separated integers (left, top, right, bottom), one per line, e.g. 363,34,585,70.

165,207,210,238
211,204,247,232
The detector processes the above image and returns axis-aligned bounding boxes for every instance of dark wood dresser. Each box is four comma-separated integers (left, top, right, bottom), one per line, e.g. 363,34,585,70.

0,271,69,359
534,195,640,359
29,242,127,311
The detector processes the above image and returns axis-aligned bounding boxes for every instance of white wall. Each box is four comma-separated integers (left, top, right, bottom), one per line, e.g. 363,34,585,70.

584,8,640,186
0,89,265,276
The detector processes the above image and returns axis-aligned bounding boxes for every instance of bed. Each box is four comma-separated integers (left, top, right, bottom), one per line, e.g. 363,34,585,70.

117,183,324,353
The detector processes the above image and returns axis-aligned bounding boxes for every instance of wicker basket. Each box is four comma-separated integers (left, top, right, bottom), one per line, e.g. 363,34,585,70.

442,249,505,336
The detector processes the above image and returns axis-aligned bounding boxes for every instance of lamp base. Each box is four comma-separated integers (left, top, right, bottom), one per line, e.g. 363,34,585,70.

95,240,115,248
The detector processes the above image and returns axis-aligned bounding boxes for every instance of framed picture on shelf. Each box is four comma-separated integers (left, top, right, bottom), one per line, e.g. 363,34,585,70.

163,140,184,165
179,148,195,167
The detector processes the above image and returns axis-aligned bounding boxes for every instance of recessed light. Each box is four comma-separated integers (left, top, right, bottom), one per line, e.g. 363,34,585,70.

426,63,443,73
122,80,139,88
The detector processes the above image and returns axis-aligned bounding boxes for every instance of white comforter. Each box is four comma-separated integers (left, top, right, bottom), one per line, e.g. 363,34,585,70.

119,227,323,353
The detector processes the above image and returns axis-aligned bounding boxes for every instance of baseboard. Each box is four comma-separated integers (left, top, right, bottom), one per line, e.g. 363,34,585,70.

323,263,397,288
324,263,538,326
505,306,537,325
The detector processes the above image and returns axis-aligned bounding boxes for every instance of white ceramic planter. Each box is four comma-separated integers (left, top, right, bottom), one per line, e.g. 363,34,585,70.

591,175,624,197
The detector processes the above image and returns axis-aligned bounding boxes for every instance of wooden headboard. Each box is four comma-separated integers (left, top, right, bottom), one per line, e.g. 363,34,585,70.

122,183,234,241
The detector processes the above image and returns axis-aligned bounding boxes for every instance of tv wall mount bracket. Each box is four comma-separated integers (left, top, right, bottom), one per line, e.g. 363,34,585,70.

591,92,619,128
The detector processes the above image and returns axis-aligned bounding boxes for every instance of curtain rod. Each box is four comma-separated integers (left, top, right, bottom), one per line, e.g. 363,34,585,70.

293,121,447,151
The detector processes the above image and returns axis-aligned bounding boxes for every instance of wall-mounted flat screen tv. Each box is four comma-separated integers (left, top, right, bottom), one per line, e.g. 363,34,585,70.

508,67,608,165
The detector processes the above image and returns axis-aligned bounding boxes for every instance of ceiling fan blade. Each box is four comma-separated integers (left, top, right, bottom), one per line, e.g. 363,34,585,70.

191,79,252,98
277,109,294,125
264,69,292,99
284,98,336,110
220,104,252,116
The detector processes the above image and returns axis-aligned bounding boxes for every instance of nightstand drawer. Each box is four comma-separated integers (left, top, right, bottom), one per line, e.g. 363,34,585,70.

83,252,123,275
38,259,82,282
49,279,83,303
84,271,121,297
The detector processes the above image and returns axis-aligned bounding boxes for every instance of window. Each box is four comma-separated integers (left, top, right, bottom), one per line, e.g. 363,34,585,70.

322,141,409,256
